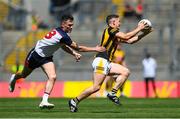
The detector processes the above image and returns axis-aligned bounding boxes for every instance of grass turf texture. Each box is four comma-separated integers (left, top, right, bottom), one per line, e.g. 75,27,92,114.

0,98,180,118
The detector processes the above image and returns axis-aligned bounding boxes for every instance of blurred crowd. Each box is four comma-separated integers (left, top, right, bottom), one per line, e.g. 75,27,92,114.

123,0,144,20
0,0,144,30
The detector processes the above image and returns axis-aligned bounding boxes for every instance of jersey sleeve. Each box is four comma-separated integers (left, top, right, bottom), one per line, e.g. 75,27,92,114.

109,28,119,36
60,36,72,46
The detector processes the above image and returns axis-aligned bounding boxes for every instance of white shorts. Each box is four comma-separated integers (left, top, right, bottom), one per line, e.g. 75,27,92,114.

92,57,111,75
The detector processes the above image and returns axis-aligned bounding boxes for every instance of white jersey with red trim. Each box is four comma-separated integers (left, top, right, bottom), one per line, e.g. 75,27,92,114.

34,27,72,57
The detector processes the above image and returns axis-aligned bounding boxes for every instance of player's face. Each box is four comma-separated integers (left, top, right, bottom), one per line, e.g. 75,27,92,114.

115,18,121,28
62,20,74,33
110,17,121,28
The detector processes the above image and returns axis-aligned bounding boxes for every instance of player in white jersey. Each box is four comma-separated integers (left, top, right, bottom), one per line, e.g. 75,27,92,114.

9,14,105,109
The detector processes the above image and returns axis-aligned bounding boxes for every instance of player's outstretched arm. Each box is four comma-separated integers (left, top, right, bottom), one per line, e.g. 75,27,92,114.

138,28,153,39
70,41,106,52
78,45,106,52
122,28,153,44
61,44,81,61
115,21,148,40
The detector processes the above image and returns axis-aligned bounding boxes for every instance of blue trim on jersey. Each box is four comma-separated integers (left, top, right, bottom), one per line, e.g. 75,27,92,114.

55,27,72,46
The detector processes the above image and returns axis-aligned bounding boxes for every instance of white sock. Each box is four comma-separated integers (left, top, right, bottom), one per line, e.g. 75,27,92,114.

42,93,49,103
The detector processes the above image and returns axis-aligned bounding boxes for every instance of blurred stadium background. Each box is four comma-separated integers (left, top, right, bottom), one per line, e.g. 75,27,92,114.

0,0,180,98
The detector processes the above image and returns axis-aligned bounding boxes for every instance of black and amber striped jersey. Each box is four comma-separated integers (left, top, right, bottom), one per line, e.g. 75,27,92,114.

96,27,119,62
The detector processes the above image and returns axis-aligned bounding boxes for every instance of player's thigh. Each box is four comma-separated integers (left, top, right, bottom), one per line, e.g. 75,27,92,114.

92,57,110,75
109,63,129,75
93,73,106,87
41,62,56,79
104,75,114,84
104,76,111,83
92,57,109,87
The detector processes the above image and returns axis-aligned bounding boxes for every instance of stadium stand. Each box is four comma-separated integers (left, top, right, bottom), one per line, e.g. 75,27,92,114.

111,0,124,18
1,0,180,81
0,1,9,23
4,30,48,71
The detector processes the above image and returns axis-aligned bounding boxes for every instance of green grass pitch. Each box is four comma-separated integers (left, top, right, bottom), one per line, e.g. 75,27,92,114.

0,98,180,118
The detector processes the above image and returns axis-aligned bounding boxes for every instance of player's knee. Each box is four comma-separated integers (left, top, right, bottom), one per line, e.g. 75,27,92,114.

49,74,57,81
126,68,130,76
123,68,130,77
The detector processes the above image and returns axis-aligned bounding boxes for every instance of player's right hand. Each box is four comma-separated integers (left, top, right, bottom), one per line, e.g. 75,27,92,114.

138,21,149,30
95,45,106,52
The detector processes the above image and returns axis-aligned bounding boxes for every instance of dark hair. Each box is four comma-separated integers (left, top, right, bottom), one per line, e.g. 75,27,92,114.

146,53,151,58
61,14,74,22
106,14,119,25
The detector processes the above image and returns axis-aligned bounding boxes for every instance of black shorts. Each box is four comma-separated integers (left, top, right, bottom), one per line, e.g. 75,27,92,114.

145,77,155,81
24,48,53,69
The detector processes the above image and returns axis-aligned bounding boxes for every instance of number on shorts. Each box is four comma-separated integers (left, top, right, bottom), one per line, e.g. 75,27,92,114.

44,30,56,39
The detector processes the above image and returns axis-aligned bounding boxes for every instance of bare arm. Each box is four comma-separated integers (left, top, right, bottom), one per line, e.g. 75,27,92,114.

116,27,141,40
61,44,81,61
78,45,105,52
115,21,147,41
122,28,153,44
70,41,106,52
61,44,77,55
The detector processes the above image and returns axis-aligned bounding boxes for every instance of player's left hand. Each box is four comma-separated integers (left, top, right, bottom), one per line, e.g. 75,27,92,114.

142,27,154,34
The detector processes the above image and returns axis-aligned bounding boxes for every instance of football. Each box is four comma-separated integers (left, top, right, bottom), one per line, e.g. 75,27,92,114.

138,19,152,29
